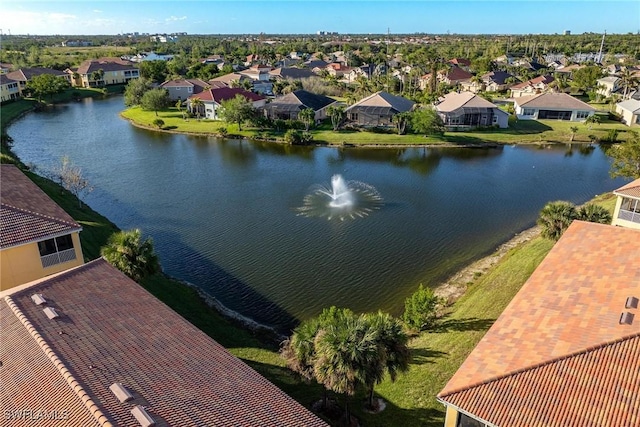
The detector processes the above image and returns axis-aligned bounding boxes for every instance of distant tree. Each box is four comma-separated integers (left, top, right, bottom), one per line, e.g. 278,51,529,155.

138,60,168,83
537,201,577,241
403,284,441,331
326,105,345,131
609,131,640,179
26,74,70,102
619,68,639,99
411,108,445,136
571,65,603,92
124,78,152,106
219,94,255,131
140,88,170,116
101,229,160,282
152,118,165,129
298,107,315,131
56,155,93,208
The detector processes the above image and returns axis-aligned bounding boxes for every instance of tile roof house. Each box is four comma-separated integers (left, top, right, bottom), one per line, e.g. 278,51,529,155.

5,67,71,93
460,71,519,93
615,98,640,127
612,178,640,229
514,92,595,121
510,75,555,98
345,91,415,127
0,74,21,102
438,221,640,427
269,67,317,81
448,58,471,71
68,58,139,88
435,91,509,129
187,87,266,120
262,89,337,121
159,78,210,101
0,165,84,291
0,258,328,427
440,66,474,86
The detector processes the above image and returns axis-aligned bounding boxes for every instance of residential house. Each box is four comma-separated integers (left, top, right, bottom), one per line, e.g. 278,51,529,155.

210,72,248,87
435,91,509,129
325,62,351,78
0,165,84,291
514,92,595,121
262,89,337,121
188,87,266,120
239,64,273,82
510,75,555,98
345,91,415,127
553,63,585,79
438,221,640,427
494,54,515,65
0,62,14,74
268,67,317,81
128,51,175,62
597,76,621,98
0,257,328,427
6,67,71,94
0,74,21,102
440,66,474,86
61,39,92,47
305,59,329,71
149,34,177,43
612,179,640,229
513,59,547,72
160,78,210,101
448,58,471,71
69,58,139,88
615,99,640,126
460,71,518,93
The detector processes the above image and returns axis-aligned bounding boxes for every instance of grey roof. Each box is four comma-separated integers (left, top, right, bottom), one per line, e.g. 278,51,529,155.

269,67,316,79
268,90,336,112
482,70,516,85
345,91,415,113
617,99,640,114
516,93,596,110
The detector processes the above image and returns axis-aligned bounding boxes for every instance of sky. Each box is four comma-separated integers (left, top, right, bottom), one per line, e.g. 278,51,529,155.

1,1,639,36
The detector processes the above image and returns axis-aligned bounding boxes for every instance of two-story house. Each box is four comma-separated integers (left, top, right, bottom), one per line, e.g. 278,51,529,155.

0,74,21,102
68,58,139,88
0,165,84,291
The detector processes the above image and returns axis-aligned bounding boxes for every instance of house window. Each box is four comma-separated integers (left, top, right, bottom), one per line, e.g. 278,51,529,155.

350,113,358,121
38,234,76,268
576,111,590,119
188,87,193,93
456,412,485,427
522,108,535,116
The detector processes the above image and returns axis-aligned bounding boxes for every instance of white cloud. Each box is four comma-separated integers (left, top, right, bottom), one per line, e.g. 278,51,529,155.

93,9,103,13
166,16,187,22
2,10,77,34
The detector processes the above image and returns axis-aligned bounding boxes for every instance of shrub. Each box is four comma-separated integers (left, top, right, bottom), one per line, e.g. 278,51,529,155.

284,129,302,144
152,118,165,129
218,126,228,137
403,284,441,331
577,204,612,225
603,129,619,143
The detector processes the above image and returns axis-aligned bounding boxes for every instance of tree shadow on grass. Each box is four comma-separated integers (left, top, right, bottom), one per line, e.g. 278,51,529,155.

409,347,448,365
432,316,496,334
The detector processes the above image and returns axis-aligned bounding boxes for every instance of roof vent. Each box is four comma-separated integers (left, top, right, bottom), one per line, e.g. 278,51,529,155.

131,405,155,427
109,383,134,403
43,307,59,320
620,312,635,325
31,294,47,305
625,297,639,309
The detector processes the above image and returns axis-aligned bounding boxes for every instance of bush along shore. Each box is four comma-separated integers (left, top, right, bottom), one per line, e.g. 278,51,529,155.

1,96,619,426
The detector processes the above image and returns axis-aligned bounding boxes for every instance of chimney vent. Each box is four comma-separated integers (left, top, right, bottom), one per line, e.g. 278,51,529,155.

43,307,59,320
109,383,134,403
620,312,634,325
625,296,639,309
131,405,155,427
31,294,46,305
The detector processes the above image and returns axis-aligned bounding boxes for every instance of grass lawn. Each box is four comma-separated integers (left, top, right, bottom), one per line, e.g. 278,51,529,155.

122,106,635,147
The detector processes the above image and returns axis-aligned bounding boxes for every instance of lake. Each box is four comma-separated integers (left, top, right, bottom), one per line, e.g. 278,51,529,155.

8,96,627,332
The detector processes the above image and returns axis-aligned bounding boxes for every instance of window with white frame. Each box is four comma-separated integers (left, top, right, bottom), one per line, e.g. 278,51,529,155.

576,111,590,119
522,108,536,116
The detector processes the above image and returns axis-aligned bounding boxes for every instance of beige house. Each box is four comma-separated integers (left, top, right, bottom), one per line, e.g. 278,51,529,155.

435,91,509,129
160,78,210,101
5,67,70,94
68,57,139,87
345,91,415,127
615,99,640,126
438,221,640,427
612,179,640,229
188,87,266,120
597,76,621,98
0,165,84,291
262,89,336,121
515,92,595,121
0,74,20,102
510,75,555,98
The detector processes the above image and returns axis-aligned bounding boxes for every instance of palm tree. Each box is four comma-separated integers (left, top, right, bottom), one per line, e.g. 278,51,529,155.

326,105,345,131
619,68,638,99
362,312,410,411
298,107,315,132
577,204,612,224
536,201,577,241
392,111,412,135
101,229,160,282
189,97,204,120
569,126,578,142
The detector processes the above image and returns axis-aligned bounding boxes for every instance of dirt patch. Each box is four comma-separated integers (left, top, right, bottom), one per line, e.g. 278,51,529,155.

434,226,541,306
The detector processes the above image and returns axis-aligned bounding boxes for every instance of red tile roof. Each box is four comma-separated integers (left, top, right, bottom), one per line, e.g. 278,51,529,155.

510,74,554,90
614,178,640,199
439,221,640,426
448,58,471,67
444,66,473,82
1,165,81,248
4,259,327,426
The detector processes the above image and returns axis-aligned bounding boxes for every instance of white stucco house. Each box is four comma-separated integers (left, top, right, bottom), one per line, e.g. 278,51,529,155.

514,93,595,121
615,99,640,126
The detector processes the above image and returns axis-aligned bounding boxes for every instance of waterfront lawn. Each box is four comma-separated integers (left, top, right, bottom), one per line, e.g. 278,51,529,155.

122,106,633,146
1,99,38,130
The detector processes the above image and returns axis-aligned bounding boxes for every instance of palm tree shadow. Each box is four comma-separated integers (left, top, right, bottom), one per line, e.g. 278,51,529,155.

409,347,448,365
432,316,495,333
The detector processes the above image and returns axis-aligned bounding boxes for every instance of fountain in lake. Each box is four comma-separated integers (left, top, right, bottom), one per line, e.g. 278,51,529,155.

297,174,383,221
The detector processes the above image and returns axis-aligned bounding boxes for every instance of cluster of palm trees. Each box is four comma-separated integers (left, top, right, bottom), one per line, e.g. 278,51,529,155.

536,201,612,241
281,307,410,424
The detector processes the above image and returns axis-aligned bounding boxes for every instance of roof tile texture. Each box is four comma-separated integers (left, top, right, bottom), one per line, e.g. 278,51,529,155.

615,178,640,198
516,92,595,110
8,259,327,427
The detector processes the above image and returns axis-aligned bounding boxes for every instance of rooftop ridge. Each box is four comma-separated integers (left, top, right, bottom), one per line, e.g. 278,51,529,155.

1,202,82,230
4,295,113,427
439,331,640,398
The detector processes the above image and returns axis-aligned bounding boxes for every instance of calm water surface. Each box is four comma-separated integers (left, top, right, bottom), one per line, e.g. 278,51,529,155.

8,96,626,332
